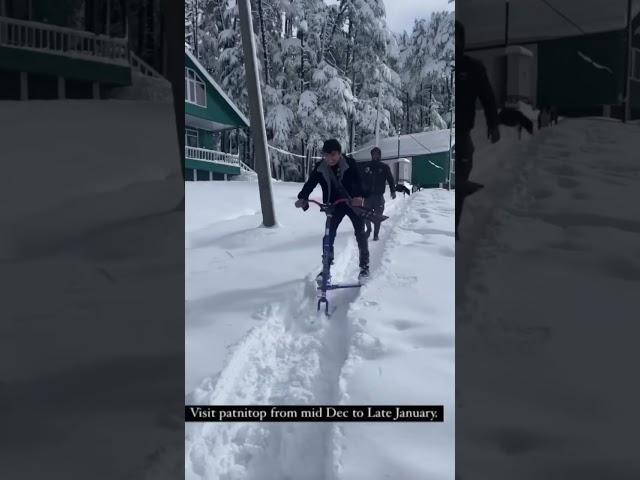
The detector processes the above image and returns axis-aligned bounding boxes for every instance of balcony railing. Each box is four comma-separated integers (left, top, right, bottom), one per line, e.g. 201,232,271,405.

0,16,128,65
130,50,162,78
186,146,240,168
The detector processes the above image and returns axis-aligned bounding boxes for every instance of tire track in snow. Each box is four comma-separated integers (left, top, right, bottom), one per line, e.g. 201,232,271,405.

185,196,412,480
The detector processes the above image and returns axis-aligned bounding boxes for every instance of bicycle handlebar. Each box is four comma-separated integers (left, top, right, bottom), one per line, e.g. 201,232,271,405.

306,198,350,209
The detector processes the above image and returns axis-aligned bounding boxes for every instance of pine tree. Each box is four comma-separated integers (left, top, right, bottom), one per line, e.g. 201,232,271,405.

187,1,452,181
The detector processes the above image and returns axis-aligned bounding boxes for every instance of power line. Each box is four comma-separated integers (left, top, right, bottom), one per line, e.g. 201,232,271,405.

536,0,586,35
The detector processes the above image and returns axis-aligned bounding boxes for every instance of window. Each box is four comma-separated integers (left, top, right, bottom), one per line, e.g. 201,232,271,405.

185,128,199,148
185,67,206,107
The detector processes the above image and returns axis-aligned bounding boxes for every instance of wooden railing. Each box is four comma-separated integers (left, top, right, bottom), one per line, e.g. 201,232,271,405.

239,160,256,174
130,50,162,78
0,16,128,65
186,146,240,168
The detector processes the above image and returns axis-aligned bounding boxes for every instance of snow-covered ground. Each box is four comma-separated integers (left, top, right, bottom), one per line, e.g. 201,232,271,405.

456,116,640,478
185,181,455,479
0,100,184,478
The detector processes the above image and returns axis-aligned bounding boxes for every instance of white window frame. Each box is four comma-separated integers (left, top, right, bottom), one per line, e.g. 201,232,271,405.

185,67,207,107
185,127,199,148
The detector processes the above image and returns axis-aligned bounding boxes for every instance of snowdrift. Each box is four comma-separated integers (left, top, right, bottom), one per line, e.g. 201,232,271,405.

1,100,183,257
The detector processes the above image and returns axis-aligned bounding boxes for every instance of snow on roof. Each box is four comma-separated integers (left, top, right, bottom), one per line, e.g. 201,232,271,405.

506,45,534,57
185,48,250,129
351,129,453,162
460,0,640,47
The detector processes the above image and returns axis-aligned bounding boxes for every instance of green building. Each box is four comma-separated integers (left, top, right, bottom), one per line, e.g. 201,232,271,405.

463,3,640,118
352,129,454,189
0,0,144,100
184,49,253,181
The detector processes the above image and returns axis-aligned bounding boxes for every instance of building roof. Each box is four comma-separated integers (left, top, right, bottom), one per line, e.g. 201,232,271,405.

351,129,454,162
184,48,249,129
460,0,640,49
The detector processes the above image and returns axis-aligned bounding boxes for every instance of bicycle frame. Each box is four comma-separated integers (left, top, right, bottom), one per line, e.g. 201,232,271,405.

307,199,362,315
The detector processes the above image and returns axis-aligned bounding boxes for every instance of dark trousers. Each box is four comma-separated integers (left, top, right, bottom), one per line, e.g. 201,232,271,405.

455,133,474,234
364,194,385,238
327,203,369,268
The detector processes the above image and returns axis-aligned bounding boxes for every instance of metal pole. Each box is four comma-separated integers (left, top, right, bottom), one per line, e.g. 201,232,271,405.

237,0,277,227
623,0,633,122
375,83,383,147
194,0,199,58
448,66,454,189
106,0,111,36
300,31,304,93
504,0,510,105
505,0,510,47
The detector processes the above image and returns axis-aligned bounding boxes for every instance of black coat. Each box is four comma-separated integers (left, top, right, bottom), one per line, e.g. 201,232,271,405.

360,160,396,197
456,54,499,135
298,155,364,203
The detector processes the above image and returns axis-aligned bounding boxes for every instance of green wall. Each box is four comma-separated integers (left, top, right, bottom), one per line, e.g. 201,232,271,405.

196,128,215,149
185,158,240,176
0,46,131,85
537,30,626,113
185,54,247,128
411,151,451,188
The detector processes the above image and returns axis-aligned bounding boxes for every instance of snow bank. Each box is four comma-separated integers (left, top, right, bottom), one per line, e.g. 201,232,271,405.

456,108,538,284
1,100,182,258
0,99,183,478
334,189,455,480
457,118,640,478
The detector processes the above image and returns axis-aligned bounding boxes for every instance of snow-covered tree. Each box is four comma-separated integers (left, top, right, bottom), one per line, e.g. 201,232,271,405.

396,11,454,135
186,1,452,181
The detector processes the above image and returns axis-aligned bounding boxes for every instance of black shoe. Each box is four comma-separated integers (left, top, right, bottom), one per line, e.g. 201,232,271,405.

358,266,370,280
373,235,379,241
316,271,331,286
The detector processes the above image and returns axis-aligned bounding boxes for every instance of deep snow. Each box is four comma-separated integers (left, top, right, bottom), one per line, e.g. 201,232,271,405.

456,116,640,478
0,100,183,478
185,181,455,479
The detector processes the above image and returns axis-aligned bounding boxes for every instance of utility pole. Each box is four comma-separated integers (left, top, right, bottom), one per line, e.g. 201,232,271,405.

237,0,277,227
505,0,510,47
623,0,633,123
448,65,455,189
194,0,199,58
504,0,510,105
375,83,383,147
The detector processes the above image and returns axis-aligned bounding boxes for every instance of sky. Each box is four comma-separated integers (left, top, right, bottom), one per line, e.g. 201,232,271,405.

383,0,454,33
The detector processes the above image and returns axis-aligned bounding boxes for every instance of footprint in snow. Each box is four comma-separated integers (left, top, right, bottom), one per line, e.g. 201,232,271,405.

391,319,420,331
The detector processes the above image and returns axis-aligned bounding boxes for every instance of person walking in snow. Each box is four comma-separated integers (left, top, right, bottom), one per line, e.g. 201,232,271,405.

455,20,501,241
361,147,396,241
295,139,370,279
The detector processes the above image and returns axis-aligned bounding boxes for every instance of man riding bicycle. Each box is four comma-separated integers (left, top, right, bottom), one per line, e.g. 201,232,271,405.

294,138,370,280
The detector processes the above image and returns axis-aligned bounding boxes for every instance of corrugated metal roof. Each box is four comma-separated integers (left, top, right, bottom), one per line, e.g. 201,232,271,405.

351,129,454,162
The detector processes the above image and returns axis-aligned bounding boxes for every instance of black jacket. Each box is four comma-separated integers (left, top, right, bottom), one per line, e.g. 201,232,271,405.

360,160,395,197
298,155,364,203
456,54,499,135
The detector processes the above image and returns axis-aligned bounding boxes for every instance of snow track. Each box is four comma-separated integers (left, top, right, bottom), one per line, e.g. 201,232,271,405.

186,196,411,480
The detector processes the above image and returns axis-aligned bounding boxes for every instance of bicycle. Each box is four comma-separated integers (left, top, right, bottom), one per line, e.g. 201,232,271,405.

303,198,388,315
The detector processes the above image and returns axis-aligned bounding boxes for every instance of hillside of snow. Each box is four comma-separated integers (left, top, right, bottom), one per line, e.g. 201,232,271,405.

456,116,640,478
185,181,455,479
0,100,183,478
